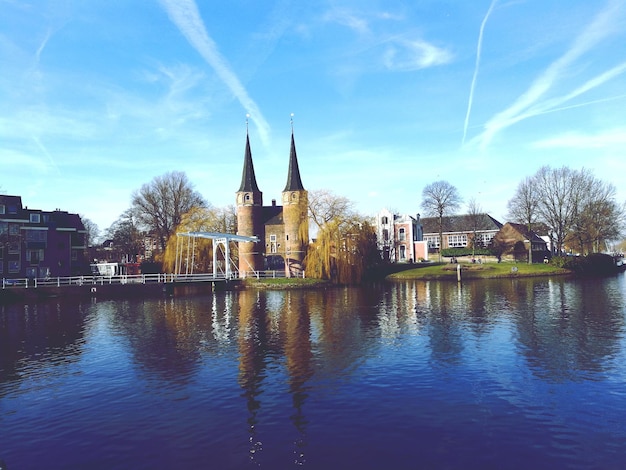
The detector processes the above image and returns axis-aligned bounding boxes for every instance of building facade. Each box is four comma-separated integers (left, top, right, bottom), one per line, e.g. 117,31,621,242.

236,129,309,276
375,209,428,263
420,214,503,254
0,195,88,279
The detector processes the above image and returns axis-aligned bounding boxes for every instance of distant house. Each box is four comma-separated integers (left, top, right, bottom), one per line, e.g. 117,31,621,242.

375,209,429,263
0,195,89,279
420,214,503,254
492,222,549,262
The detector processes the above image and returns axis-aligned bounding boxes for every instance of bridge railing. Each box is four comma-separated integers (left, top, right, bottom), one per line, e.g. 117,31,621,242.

1,273,230,289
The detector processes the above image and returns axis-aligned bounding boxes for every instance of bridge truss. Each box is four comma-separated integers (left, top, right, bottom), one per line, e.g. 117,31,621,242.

175,232,258,279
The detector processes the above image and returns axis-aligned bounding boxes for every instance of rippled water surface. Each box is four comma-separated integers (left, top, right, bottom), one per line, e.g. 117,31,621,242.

2,276,626,469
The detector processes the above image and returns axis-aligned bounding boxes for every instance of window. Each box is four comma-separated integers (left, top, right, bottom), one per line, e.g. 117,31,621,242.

400,245,406,260
245,193,251,201
27,249,44,264
71,250,78,261
381,216,388,225
26,230,47,243
426,235,440,248
30,213,41,223
448,234,468,248
399,228,406,241
9,224,19,236
0,204,5,214
9,261,20,273
0,222,7,235
8,205,17,215
270,234,277,242
382,229,389,241
8,242,20,254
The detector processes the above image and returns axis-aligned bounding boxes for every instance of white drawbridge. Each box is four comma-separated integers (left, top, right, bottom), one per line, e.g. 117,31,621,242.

174,232,258,279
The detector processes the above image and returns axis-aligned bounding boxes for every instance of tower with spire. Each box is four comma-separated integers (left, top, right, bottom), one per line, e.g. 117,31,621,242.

236,119,308,277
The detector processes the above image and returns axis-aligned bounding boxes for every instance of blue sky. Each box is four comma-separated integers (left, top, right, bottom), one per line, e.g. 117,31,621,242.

2,0,626,233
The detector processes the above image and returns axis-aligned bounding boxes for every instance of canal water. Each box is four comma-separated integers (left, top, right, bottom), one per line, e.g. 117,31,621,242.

1,275,626,469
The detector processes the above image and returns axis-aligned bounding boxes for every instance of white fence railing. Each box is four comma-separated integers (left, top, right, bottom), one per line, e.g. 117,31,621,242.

2,270,304,289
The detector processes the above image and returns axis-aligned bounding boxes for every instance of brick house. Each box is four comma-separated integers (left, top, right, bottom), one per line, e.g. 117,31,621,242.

375,209,429,263
420,214,503,254
492,222,549,262
0,195,89,279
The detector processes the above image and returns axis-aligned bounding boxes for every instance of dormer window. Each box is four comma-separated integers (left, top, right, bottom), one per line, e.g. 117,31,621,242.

30,213,41,223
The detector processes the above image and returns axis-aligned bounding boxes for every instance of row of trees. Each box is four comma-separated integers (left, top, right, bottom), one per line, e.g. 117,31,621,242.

508,166,624,262
93,164,624,283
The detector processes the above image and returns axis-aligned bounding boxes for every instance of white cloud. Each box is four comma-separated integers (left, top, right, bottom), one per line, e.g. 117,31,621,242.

383,38,453,71
532,127,626,149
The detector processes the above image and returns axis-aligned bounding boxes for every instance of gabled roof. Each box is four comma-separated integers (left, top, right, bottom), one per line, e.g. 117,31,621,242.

421,214,502,234
263,205,283,226
283,131,305,192
505,222,546,244
238,132,261,193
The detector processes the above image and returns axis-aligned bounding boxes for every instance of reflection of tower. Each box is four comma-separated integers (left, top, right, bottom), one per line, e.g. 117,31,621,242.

237,289,268,465
282,291,313,464
281,129,308,276
236,131,264,274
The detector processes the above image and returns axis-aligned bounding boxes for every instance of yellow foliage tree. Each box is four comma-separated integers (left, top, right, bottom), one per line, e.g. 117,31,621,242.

305,216,379,284
161,205,237,273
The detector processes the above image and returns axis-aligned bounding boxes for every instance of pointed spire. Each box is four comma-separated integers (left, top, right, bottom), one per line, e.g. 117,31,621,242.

238,124,261,193
284,116,305,192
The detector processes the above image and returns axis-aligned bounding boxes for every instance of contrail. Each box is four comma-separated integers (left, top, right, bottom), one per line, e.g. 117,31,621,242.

159,0,271,145
462,0,498,145
474,0,625,148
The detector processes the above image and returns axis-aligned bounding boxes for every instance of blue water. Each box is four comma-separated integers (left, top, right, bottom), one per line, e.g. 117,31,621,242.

1,276,626,469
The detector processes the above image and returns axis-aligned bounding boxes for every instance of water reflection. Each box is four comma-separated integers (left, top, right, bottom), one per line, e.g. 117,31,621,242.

1,275,626,469
0,300,90,392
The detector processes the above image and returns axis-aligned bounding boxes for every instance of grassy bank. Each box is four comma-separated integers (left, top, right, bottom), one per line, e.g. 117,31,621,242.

387,261,571,281
242,277,332,289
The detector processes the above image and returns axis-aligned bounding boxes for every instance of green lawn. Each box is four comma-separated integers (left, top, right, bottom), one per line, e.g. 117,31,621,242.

387,261,571,281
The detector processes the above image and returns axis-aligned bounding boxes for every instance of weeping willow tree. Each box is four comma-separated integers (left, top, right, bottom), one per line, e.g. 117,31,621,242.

161,205,237,273
305,216,379,284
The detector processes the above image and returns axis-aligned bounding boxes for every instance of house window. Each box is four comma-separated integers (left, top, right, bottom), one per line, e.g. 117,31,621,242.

381,216,388,225
9,261,20,273
8,205,17,215
26,230,47,243
448,234,468,248
0,222,7,235
27,249,44,264
9,224,19,236
0,204,5,214
400,245,406,260
30,213,41,223
399,228,406,241
426,235,440,248
8,242,20,254
382,229,389,241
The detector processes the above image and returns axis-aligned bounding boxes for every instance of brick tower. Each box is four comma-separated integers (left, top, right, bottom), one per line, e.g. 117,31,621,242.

281,128,308,276
236,131,264,274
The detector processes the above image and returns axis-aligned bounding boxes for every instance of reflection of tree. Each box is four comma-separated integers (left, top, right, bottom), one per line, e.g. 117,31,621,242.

512,278,624,381
423,282,464,364
0,301,88,392
112,299,207,383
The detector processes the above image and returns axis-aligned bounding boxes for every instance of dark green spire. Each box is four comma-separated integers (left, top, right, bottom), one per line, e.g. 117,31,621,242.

283,130,304,191
238,132,261,192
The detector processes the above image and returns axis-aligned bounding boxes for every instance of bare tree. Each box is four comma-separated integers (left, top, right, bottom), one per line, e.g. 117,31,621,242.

308,189,354,230
80,215,100,248
466,198,489,259
131,171,207,252
507,176,540,263
421,181,462,261
105,209,144,262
